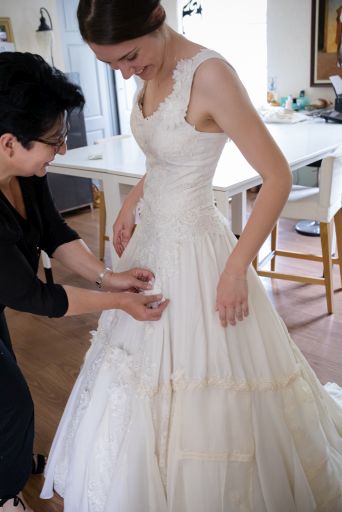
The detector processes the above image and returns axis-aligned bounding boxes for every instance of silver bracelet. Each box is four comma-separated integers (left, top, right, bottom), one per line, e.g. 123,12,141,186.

95,267,112,289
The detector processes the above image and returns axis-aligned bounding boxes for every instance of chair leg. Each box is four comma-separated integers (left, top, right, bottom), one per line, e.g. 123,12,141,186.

99,191,106,261
270,223,278,271
334,208,342,286
252,255,258,270
320,222,334,314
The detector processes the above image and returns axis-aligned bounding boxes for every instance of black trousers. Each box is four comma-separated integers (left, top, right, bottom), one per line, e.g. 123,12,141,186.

0,311,34,498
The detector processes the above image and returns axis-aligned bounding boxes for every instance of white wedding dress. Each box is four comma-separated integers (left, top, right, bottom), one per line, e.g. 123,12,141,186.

42,49,342,512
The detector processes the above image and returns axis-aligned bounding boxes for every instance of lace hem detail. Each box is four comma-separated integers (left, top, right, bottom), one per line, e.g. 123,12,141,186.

180,450,255,462
170,367,302,393
117,366,304,399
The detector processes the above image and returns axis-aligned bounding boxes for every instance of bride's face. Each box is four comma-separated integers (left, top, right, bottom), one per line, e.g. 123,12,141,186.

89,31,165,81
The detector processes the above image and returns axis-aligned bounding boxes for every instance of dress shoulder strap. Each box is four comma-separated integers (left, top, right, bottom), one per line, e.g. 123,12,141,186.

175,48,230,119
192,48,227,69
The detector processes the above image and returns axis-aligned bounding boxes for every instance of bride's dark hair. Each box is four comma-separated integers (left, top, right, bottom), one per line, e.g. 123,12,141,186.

77,0,166,44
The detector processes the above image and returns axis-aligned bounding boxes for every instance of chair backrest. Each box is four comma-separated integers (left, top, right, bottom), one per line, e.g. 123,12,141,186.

318,146,342,217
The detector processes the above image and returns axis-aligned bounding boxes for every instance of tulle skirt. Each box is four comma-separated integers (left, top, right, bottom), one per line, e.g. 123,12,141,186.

41,222,342,511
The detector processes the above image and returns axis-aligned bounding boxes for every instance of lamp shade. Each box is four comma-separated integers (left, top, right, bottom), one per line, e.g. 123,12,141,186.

37,16,51,32
36,30,54,65
36,7,53,32
36,7,54,66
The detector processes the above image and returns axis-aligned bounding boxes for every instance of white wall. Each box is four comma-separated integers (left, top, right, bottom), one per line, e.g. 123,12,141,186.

1,1,177,70
1,0,65,70
162,0,179,30
267,0,334,103
2,0,333,105
180,0,267,106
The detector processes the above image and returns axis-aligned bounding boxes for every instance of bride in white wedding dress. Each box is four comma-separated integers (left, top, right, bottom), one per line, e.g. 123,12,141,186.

41,1,342,511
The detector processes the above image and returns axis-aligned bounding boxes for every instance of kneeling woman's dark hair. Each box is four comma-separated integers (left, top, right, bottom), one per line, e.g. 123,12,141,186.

77,0,166,45
0,52,85,148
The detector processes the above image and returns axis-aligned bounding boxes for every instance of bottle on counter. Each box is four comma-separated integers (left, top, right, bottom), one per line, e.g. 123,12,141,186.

285,95,293,110
296,90,310,110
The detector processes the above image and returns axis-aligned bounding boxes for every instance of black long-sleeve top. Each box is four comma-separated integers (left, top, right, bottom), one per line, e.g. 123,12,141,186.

0,175,80,318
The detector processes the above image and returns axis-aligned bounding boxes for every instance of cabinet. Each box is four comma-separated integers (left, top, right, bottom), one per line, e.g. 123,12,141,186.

47,73,93,213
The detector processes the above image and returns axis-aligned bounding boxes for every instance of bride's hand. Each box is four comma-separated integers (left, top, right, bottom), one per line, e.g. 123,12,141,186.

216,270,249,327
113,205,136,257
106,268,154,292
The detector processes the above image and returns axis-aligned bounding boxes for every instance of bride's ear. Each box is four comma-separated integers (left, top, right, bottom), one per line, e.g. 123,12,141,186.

150,4,165,26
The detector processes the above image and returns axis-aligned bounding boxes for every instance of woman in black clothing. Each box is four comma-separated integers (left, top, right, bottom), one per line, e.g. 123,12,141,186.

0,52,168,512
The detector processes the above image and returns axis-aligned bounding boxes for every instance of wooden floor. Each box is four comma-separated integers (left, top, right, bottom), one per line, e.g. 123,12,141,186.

6,194,342,512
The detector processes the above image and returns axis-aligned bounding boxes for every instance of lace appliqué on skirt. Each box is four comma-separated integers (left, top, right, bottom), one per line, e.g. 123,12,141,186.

134,200,228,280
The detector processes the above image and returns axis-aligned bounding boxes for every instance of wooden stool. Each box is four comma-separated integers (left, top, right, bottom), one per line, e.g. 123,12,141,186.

254,153,342,314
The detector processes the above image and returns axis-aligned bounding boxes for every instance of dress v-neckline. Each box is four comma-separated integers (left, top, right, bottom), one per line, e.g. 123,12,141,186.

138,48,208,121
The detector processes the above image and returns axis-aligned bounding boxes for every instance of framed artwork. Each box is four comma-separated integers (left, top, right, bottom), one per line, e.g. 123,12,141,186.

311,0,342,86
0,17,14,43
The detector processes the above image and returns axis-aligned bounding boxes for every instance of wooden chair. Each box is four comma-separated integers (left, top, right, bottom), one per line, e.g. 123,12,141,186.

97,191,108,261
253,151,342,314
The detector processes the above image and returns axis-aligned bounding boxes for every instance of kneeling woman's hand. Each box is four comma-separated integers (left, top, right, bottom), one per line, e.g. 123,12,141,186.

119,292,169,321
106,268,155,292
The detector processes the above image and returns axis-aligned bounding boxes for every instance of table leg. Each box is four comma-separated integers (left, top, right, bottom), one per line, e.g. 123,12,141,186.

231,191,247,235
102,176,121,268
215,190,230,218
215,190,247,236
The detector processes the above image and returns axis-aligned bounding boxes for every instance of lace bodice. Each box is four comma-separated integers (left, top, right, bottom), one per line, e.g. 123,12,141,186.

130,49,230,278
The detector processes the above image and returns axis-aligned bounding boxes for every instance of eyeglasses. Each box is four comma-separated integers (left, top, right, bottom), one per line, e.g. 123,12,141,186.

33,125,69,153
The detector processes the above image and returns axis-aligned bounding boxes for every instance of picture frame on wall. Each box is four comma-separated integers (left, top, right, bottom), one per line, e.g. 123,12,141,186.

0,17,15,53
311,0,342,86
0,17,14,43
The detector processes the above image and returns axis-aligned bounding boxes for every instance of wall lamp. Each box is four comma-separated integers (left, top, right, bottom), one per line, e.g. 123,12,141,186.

36,7,54,66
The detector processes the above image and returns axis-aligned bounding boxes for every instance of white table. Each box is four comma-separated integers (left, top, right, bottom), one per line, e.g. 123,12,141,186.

48,119,342,265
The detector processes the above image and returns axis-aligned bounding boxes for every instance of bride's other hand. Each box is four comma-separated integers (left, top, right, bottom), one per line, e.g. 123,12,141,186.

216,270,249,327
119,292,169,321
106,268,154,292
113,175,146,256
113,206,136,257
